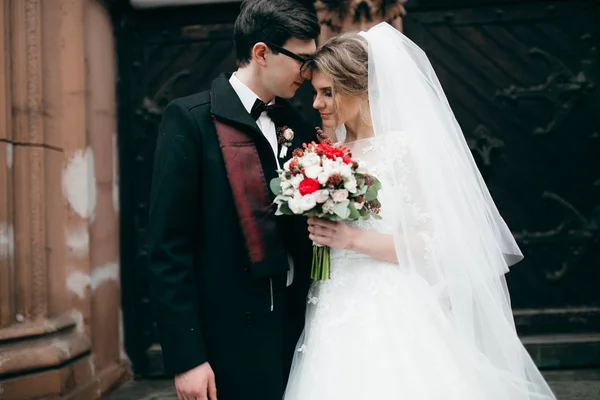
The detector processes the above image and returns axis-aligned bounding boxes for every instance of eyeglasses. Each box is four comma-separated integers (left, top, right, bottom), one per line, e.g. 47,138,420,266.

263,41,313,75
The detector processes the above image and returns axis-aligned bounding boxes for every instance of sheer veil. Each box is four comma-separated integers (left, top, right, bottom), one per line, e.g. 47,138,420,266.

361,23,555,399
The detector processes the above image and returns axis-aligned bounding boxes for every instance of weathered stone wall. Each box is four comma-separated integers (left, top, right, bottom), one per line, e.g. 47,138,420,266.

0,1,127,398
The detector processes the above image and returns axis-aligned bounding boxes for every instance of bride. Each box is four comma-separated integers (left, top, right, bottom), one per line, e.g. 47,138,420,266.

283,23,556,399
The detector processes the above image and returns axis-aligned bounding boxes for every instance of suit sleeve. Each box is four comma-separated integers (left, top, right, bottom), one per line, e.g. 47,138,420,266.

146,100,207,375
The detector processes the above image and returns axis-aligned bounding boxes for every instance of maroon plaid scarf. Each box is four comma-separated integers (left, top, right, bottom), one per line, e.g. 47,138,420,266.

212,117,288,279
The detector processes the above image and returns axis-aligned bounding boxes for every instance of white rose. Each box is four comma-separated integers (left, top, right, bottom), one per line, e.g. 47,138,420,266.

289,174,303,189
320,158,334,170
288,197,304,215
281,180,292,190
314,189,330,204
344,176,357,193
337,161,353,179
283,128,294,141
304,165,322,179
318,171,331,185
304,194,317,211
301,152,321,167
331,189,349,203
283,188,294,196
322,199,335,214
288,192,317,214
318,159,338,184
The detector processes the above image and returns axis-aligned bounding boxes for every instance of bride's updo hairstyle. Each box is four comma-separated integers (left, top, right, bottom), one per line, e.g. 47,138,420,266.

312,32,369,99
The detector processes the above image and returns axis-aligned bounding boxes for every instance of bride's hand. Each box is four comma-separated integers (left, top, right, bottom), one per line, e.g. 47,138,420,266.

307,217,355,250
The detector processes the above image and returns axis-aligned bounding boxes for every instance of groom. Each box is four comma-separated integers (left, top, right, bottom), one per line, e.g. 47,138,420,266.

146,1,320,399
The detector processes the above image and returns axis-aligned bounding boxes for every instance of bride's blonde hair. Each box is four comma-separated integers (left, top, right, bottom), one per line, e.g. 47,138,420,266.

312,32,371,125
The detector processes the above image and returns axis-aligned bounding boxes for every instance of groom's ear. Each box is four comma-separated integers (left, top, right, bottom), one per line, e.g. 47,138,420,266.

252,42,269,67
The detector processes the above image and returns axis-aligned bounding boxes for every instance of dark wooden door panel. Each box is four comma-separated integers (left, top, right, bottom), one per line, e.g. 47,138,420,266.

404,1,600,333
117,1,600,375
117,4,241,376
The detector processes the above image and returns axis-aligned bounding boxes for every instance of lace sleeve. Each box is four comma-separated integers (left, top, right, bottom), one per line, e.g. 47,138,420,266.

378,134,440,285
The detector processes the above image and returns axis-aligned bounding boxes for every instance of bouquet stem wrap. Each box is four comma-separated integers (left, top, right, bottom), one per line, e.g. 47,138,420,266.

311,244,331,280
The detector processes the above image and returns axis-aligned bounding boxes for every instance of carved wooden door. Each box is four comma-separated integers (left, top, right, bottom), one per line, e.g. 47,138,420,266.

116,3,242,377
116,0,600,376
115,1,320,376
404,0,600,367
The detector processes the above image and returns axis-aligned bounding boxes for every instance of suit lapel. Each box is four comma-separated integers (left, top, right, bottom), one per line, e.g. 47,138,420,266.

211,74,279,193
211,73,263,139
211,74,318,193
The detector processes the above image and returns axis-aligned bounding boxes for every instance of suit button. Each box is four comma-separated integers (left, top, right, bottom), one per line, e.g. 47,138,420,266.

245,312,253,324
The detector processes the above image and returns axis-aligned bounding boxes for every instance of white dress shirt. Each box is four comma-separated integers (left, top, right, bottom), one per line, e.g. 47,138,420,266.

229,73,294,286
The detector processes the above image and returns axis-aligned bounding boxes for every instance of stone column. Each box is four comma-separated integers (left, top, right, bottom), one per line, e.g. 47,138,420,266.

0,1,127,398
86,0,127,393
0,0,14,332
0,2,92,399
315,0,408,43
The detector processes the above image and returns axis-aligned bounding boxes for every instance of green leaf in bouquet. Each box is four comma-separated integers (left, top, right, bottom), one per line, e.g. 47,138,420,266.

332,202,351,219
357,176,366,190
372,178,382,191
365,185,378,202
274,196,291,206
370,211,383,220
270,177,282,196
275,203,293,216
364,178,383,201
348,201,361,220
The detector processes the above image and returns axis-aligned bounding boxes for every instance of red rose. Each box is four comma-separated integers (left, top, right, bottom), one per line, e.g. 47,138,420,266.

298,178,321,196
330,147,344,159
342,155,352,164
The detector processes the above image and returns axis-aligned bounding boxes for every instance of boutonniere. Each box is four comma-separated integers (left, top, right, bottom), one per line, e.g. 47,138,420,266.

277,126,294,158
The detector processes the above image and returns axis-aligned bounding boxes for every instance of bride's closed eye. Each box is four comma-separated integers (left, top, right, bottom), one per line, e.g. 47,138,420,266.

312,89,333,99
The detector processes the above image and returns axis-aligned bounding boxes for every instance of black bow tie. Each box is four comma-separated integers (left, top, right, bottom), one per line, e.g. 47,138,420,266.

250,99,283,121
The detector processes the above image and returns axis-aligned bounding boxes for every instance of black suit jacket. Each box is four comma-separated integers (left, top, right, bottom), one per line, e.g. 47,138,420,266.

147,73,315,400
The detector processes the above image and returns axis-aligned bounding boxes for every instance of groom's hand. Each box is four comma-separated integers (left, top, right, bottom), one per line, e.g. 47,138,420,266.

174,362,217,400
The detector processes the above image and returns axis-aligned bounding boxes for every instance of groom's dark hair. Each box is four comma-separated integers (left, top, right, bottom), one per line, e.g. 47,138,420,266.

234,0,320,67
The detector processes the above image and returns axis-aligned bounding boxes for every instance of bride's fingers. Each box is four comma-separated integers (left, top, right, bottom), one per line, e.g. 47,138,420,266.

307,216,325,225
309,234,330,246
308,225,332,236
314,221,338,231
308,217,337,228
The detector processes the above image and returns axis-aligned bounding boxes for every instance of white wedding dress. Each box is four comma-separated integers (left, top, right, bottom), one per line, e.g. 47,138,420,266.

284,138,487,399
284,22,556,400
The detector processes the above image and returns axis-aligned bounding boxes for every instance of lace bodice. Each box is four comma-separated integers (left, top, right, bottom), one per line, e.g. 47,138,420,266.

330,137,396,260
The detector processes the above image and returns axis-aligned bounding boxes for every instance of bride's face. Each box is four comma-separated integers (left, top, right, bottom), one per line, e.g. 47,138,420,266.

312,70,363,130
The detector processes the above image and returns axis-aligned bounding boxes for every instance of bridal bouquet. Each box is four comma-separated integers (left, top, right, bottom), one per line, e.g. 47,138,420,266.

270,141,382,280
